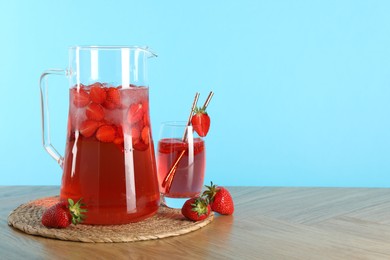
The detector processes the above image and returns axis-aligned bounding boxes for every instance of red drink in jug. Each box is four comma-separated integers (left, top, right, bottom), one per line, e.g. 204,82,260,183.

157,138,206,198
61,83,160,225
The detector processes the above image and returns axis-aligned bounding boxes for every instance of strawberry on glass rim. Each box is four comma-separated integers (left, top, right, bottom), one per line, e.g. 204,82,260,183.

191,106,210,137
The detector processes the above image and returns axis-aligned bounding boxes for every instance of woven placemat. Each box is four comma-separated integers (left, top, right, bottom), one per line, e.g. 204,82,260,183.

8,196,213,243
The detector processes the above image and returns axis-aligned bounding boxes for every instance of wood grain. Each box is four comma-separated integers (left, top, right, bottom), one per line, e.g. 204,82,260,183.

2,186,390,259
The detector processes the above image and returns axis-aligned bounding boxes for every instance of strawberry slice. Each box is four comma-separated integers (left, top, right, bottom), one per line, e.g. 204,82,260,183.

133,140,148,151
141,100,149,113
112,126,124,151
102,100,117,110
143,114,150,126
191,107,210,137
96,125,116,143
72,88,90,108
79,120,99,138
103,87,121,109
113,126,124,145
89,83,107,104
86,103,105,121
131,126,141,140
141,126,150,145
127,103,143,124
142,101,150,126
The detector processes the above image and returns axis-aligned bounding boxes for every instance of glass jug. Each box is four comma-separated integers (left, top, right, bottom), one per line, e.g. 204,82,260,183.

40,46,160,225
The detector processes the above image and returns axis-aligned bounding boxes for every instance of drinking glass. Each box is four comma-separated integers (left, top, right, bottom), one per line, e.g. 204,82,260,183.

157,122,206,208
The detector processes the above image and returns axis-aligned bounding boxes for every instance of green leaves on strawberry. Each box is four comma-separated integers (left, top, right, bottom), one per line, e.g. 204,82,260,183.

181,197,211,221
67,198,87,225
203,182,234,215
41,198,87,228
191,107,210,137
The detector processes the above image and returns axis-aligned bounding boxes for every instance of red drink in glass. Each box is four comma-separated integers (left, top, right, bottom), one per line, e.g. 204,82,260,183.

157,137,206,198
60,83,160,225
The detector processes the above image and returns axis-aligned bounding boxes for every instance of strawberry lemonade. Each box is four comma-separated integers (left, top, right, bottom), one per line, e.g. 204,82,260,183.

61,82,160,225
157,137,206,198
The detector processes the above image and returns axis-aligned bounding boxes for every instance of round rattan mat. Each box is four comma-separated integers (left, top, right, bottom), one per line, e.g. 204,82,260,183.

7,196,213,243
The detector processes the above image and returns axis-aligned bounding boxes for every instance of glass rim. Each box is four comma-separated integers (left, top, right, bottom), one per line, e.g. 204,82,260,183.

161,121,189,127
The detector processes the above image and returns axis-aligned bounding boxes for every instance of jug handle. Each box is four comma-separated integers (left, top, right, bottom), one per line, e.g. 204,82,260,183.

39,69,67,169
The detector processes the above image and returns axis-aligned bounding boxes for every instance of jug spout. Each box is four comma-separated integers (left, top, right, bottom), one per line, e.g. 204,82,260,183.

116,46,158,60
67,46,157,88
141,46,158,58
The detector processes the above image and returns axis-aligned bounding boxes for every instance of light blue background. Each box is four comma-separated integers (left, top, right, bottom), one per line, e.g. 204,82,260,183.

1,0,390,186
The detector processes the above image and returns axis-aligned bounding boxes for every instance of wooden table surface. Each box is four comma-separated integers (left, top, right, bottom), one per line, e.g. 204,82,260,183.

2,186,390,259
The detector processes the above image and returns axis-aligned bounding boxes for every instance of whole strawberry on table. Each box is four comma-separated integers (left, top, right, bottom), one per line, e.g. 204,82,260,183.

41,198,86,228
181,197,211,222
181,182,234,221
203,182,234,215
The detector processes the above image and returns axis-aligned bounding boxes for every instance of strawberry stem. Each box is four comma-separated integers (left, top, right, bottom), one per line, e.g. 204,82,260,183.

191,197,209,216
193,106,207,114
68,198,87,225
202,181,218,203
